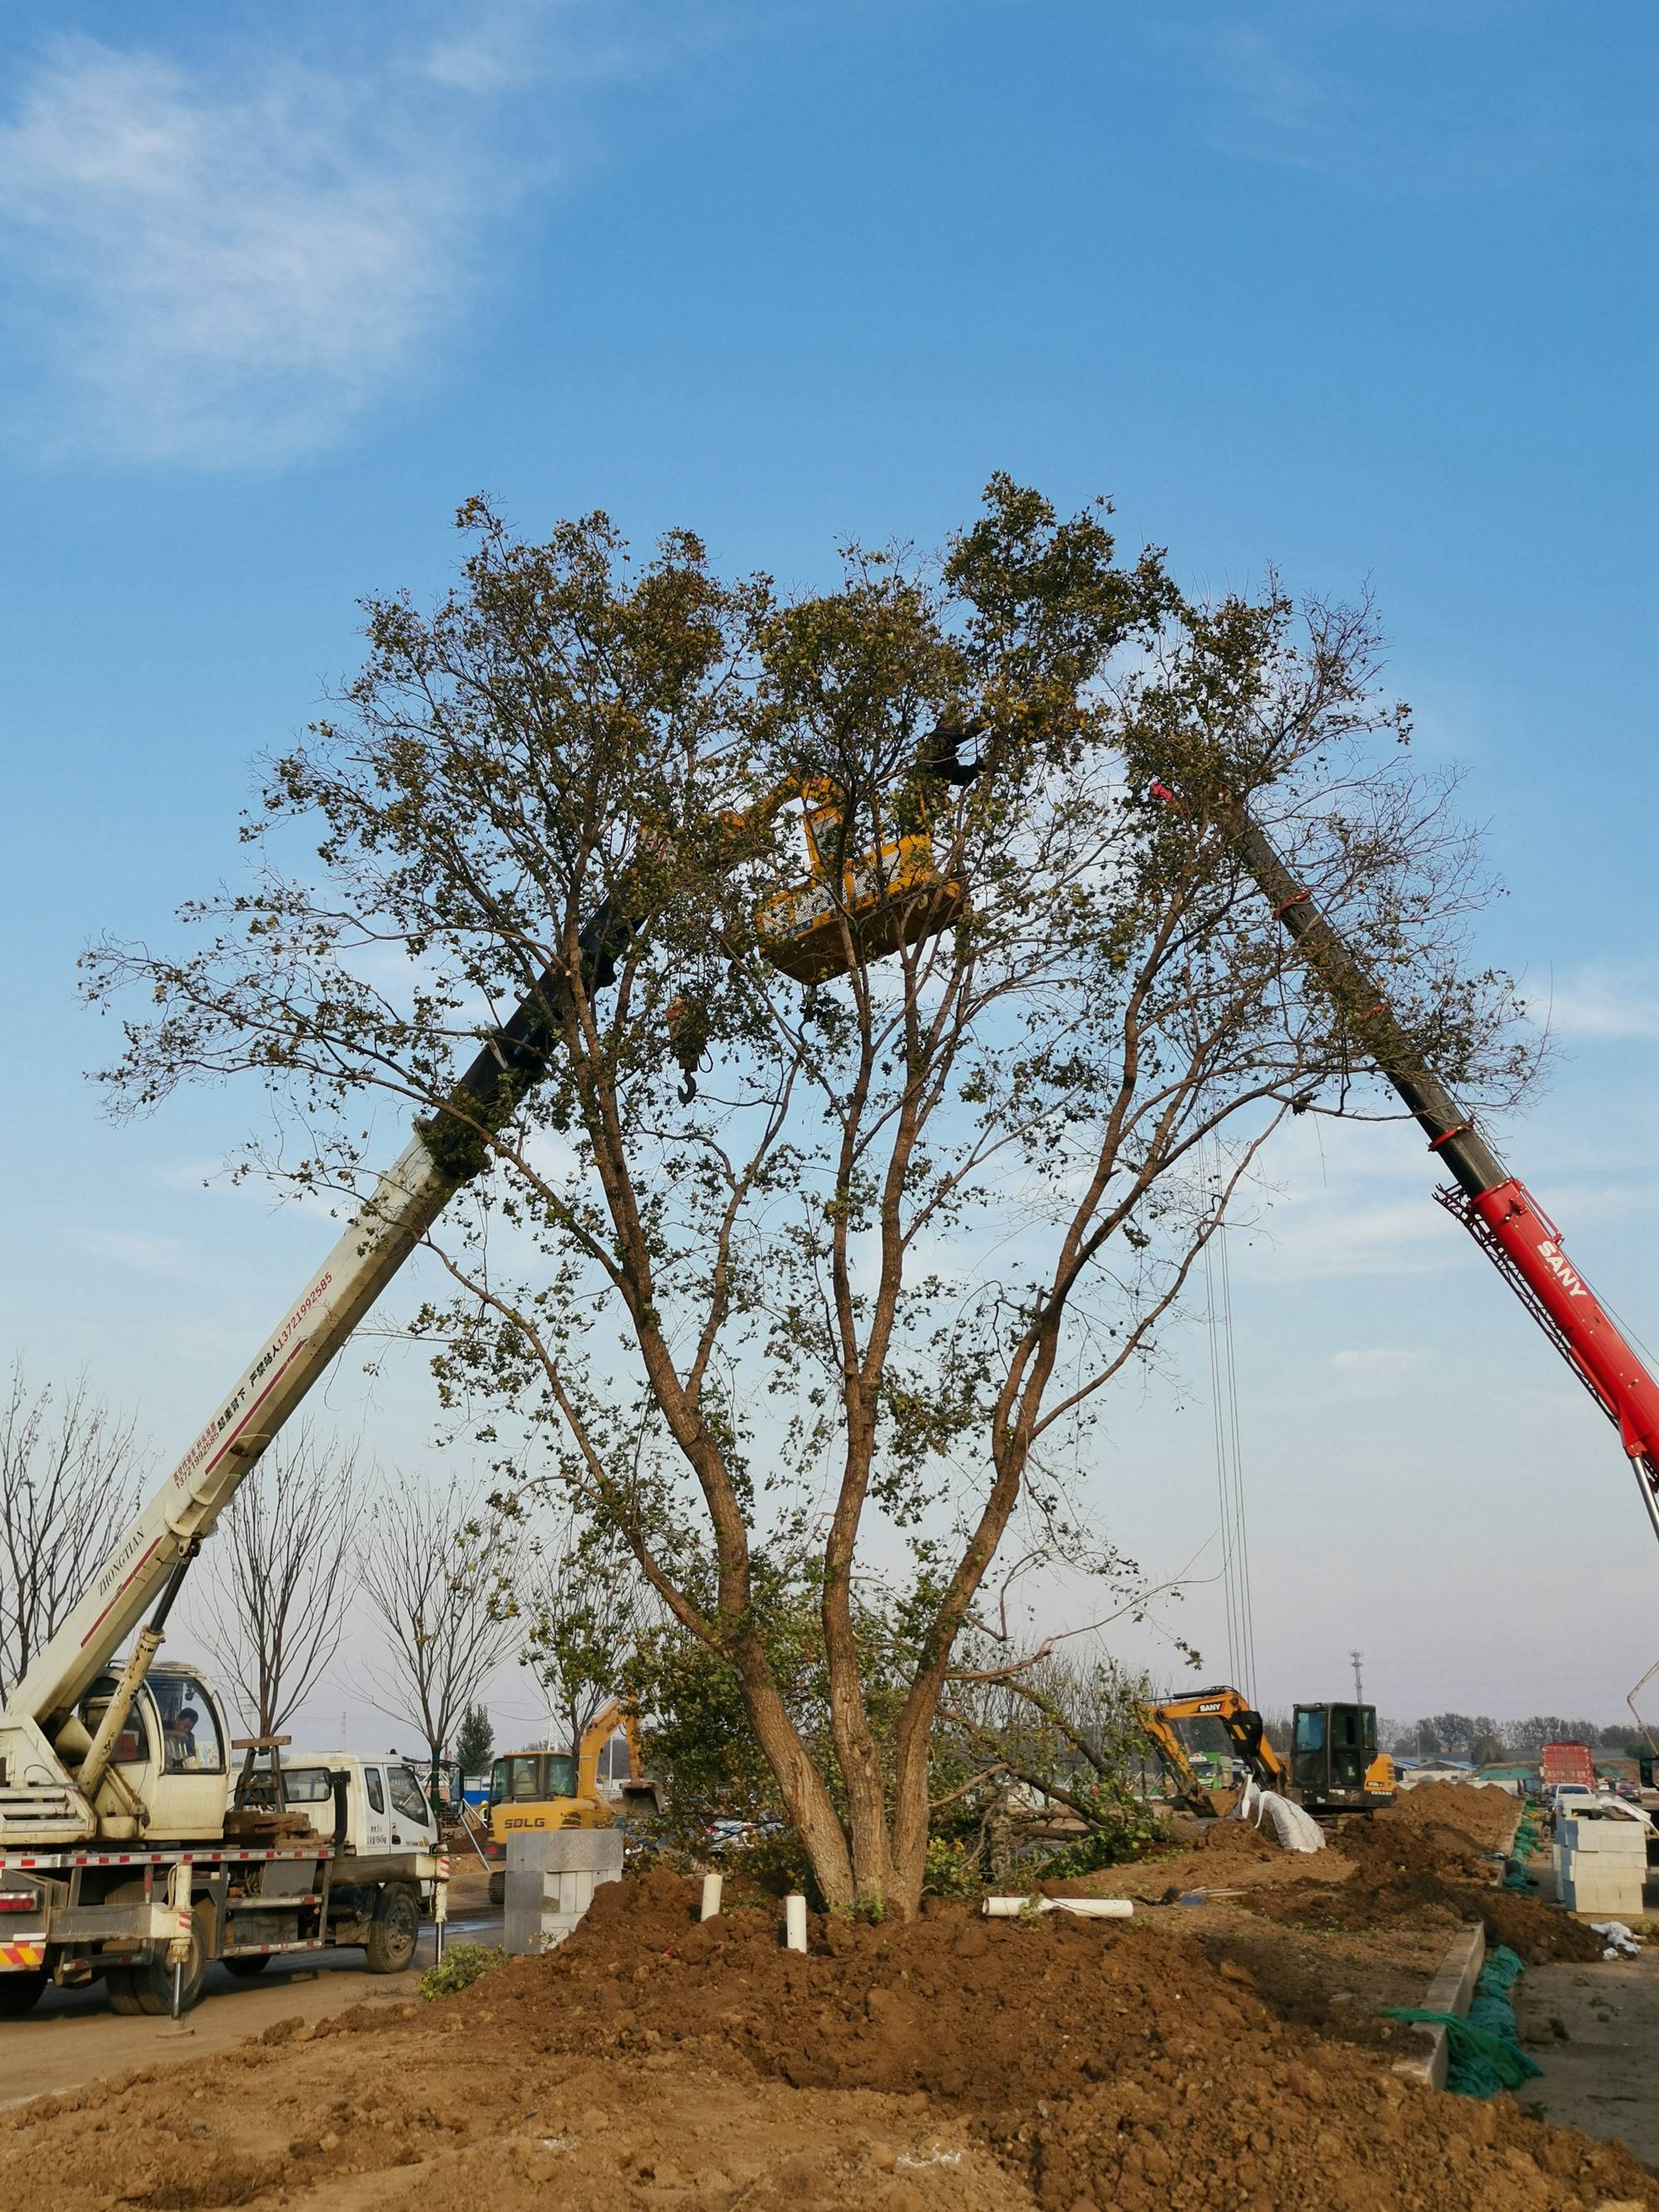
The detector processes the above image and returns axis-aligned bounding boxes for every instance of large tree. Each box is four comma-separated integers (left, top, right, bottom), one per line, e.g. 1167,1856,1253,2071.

85,480,1530,1912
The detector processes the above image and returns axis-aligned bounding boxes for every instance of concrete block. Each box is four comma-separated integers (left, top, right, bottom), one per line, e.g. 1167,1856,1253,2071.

1559,1816,1647,1856
1394,1923,1484,2092
1559,1872,1643,1914
504,1827,623,1957
508,1828,627,1875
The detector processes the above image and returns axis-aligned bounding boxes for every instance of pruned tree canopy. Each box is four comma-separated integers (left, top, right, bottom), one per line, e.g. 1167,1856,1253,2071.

85,479,1533,1911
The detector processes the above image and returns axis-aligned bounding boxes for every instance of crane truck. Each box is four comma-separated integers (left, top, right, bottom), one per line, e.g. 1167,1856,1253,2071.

0,975,577,2011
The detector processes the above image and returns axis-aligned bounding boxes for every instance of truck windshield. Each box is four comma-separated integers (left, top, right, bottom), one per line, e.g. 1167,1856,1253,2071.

154,1674,225,1772
388,1765,430,1825
78,1677,155,1768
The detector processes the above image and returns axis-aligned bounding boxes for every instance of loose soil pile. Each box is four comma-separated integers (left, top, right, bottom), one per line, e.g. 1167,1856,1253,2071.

1388,1782,1522,1848
0,1786,1646,2211
459,1872,1652,2207
1245,1783,1605,1964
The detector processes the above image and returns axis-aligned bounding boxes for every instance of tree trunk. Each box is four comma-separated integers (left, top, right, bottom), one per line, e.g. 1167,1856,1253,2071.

730,1641,858,1913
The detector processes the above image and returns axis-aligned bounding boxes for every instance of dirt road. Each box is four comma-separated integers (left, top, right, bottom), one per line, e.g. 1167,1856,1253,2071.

0,1905,502,2112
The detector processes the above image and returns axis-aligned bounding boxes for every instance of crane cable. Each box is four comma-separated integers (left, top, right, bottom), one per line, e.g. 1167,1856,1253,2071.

1203,1151,1258,1704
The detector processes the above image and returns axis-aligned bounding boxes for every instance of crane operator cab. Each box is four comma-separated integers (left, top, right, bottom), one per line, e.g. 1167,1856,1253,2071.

1291,1702,1395,1812
71,1660,230,1842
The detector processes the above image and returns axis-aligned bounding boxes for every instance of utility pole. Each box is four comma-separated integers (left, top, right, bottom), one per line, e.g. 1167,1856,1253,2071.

1350,1649,1365,1705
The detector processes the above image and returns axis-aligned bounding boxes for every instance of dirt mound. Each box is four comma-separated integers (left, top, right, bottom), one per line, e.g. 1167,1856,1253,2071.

1238,1785,1599,1963
1389,1781,1520,1847
442,1870,1650,2209
1198,1816,1283,1860
0,2022,1021,2211
1,1867,1648,2210
1332,1811,1492,1885
1250,1859,1605,1963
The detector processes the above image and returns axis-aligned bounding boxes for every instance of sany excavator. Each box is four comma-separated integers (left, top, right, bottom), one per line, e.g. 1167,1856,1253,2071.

0,736,967,2014
1137,1687,1394,1819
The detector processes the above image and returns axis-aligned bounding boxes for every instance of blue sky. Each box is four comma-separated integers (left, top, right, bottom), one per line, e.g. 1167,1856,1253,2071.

1,1,1654,1746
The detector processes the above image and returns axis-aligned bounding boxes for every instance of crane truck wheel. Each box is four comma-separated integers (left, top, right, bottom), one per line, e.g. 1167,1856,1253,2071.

221,1952,272,1977
488,1872,505,1908
363,1884,421,1974
109,1900,212,2017
0,1965,48,2015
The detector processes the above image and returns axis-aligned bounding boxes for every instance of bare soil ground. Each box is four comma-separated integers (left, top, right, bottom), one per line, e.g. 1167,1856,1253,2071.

1,1784,1652,2211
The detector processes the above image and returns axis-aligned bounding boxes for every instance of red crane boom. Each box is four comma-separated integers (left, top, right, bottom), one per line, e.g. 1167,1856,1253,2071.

1161,785,1659,1548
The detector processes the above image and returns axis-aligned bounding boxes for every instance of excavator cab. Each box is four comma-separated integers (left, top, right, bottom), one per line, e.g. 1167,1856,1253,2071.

1290,1702,1394,1811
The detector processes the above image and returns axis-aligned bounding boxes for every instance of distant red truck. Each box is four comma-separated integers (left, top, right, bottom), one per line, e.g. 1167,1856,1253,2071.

1540,1741,1597,1792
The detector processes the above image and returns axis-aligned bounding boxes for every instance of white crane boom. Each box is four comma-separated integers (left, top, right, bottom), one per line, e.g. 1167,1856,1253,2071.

2,1133,452,1734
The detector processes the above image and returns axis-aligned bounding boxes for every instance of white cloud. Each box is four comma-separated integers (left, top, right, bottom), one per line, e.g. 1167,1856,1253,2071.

0,27,547,467
80,1228,192,1276
1328,1345,1430,1397
1532,965,1659,1044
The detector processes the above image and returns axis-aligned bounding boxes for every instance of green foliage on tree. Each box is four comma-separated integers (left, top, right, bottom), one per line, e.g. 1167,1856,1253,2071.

933,1646,1172,1879
85,479,1533,1913
454,1702,494,1774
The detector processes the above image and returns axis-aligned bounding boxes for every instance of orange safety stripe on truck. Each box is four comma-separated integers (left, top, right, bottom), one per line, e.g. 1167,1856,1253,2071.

0,1941,45,1969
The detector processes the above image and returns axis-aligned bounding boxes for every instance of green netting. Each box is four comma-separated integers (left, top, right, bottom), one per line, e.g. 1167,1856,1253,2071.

1382,2008,1544,2096
1470,1991,1515,2036
1381,1945,1540,2098
1479,1944,1525,1995
1505,1816,1540,1888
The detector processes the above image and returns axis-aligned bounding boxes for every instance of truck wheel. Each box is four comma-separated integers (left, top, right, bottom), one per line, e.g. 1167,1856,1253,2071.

364,1884,420,1974
104,1966,144,2015
124,1901,212,2017
0,1966,47,2015
488,1872,505,1908
221,1952,272,1977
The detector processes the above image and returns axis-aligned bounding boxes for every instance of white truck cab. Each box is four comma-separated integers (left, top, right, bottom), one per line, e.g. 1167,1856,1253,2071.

274,1754,440,1857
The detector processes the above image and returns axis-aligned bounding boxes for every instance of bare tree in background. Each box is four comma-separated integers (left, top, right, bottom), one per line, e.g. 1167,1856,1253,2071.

193,1427,362,1738
519,1512,642,1753
357,1478,520,1770
0,1362,142,1697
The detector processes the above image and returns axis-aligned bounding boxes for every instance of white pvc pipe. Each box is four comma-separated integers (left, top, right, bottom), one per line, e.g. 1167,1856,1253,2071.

982,1895,1134,1919
700,1872,723,1922
784,1892,808,1952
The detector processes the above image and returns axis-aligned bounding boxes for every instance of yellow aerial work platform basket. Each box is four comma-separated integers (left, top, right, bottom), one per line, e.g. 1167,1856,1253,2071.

754,779,964,984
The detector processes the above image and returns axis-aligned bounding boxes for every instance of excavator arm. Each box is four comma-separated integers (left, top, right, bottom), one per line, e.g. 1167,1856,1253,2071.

1137,1686,1286,1813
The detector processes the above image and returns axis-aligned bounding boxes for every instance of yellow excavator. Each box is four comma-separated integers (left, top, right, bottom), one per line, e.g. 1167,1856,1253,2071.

481,1701,659,1905
1138,1686,1394,1819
